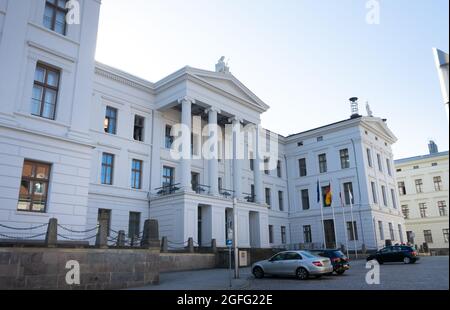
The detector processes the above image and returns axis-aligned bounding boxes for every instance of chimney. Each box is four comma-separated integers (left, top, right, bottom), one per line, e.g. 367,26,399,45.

349,97,360,119
428,140,439,154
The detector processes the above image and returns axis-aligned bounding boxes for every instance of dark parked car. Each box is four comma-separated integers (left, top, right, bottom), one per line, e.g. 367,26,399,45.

309,249,350,275
367,246,419,264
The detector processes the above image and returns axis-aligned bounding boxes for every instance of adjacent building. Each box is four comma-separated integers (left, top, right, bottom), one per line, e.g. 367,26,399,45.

395,142,449,254
0,0,406,250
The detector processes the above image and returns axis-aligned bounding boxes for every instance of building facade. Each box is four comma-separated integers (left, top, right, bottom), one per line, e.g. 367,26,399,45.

0,0,406,250
395,143,449,254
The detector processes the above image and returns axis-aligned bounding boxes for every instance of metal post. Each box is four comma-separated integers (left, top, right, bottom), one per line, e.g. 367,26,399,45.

229,244,232,288
233,198,239,279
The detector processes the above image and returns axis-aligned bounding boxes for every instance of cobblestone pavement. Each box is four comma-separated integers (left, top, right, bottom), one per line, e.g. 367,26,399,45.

132,256,448,290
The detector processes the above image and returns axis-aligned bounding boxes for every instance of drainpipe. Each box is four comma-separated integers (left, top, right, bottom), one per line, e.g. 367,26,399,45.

351,138,366,247
148,110,157,221
284,154,292,245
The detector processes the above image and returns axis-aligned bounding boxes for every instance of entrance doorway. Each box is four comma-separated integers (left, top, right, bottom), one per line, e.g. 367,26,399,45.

323,219,336,249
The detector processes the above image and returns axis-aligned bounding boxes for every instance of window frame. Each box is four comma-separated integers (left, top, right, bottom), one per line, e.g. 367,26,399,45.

101,153,114,185
128,211,141,239
318,153,327,173
340,148,350,169
438,201,447,217
131,159,143,190
43,0,68,35
162,166,175,188
419,203,427,218
303,225,312,243
346,221,358,241
32,63,61,120
278,191,284,211
301,189,310,210
133,115,145,142
17,160,52,213
299,158,307,177
104,106,118,135
433,176,443,191
424,230,433,244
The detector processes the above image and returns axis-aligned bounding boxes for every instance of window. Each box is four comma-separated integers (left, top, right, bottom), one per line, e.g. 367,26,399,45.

303,225,312,243
301,189,310,210
413,165,419,170
31,63,60,120
378,221,384,240
381,185,387,206
264,157,270,175
398,224,404,243
191,172,200,192
377,154,383,172
396,168,402,172
281,226,287,244
265,188,271,206
165,125,174,149
419,203,427,218
43,0,67,35
389,223,395,241
390,189,397,209
318,154,327,173
346,221,358,241
398,181,406,196
104,107,117,134
128,212,141,239
401,205,409,219
386,159,392,176
101,153,114,185
367,148,373,167
343,182,354,205
443,229,449,243
17,161,51,213
371,182,378,204
438,201,447,216
218,177,223,192
432,163,438,167
269,225,274,244
133,115,145,142
250,184,255,202
299,158,307,177
276,160,282,178
317,136,323,142
433,176,443,191
278,191,284,211
162,166,174,188
340,149,350,169
249,152,254,171
424,230,433,244
131,159,142,189
415,179,423,193
297,141,304,147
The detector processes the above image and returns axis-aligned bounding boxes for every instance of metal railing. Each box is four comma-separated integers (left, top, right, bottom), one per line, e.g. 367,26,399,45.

155,183,181,196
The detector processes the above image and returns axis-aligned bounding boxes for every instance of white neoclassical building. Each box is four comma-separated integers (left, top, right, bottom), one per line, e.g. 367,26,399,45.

395,142,449,254
0,0,406,250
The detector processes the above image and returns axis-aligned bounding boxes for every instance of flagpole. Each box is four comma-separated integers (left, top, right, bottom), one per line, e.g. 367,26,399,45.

340,192,350,258
318,179,326,249
348,184,358,259
330,180,338,249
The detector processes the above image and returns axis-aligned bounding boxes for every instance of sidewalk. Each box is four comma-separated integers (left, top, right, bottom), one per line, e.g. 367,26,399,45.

129,267,252,290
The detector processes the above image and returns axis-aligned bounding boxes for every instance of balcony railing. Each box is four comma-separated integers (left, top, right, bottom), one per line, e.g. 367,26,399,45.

155,183,181,196
243,192,256,203
219,188,234,199
193,184,210,194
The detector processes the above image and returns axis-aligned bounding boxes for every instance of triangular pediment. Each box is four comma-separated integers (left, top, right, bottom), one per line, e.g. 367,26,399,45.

187,68,270,112
362,117,398,143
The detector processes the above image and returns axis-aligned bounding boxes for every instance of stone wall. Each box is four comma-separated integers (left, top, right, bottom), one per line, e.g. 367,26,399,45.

159,253,216,273
0,247,159,290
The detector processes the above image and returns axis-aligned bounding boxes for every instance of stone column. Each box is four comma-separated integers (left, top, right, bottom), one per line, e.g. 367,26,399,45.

178,97,195,191
253,125,264,204
232,118,242,200
207,107,220,195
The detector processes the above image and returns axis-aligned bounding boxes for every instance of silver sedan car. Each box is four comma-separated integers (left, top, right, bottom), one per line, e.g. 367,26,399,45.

252,251,333,280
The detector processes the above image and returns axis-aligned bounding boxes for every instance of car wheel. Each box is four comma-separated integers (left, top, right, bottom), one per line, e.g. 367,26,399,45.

336,269,345,275
377,259,384,265
403,257,411,264
296,267,309,280
253,267,264,279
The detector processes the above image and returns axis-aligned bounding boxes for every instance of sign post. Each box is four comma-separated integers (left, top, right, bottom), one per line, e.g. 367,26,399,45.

227,238,233,288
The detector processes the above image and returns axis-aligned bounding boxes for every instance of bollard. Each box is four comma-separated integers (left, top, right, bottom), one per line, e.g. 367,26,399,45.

211,239,217,253
95,216,108,249
117,230,126,247
45,218,58,248
141,219,160,248
161,236,168,253
186,237,194,253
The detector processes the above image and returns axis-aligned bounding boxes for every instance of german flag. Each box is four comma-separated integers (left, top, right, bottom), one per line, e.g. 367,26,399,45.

324,183,332,206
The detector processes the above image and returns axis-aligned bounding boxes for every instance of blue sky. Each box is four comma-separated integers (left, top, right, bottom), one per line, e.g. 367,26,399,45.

96,0,449,159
